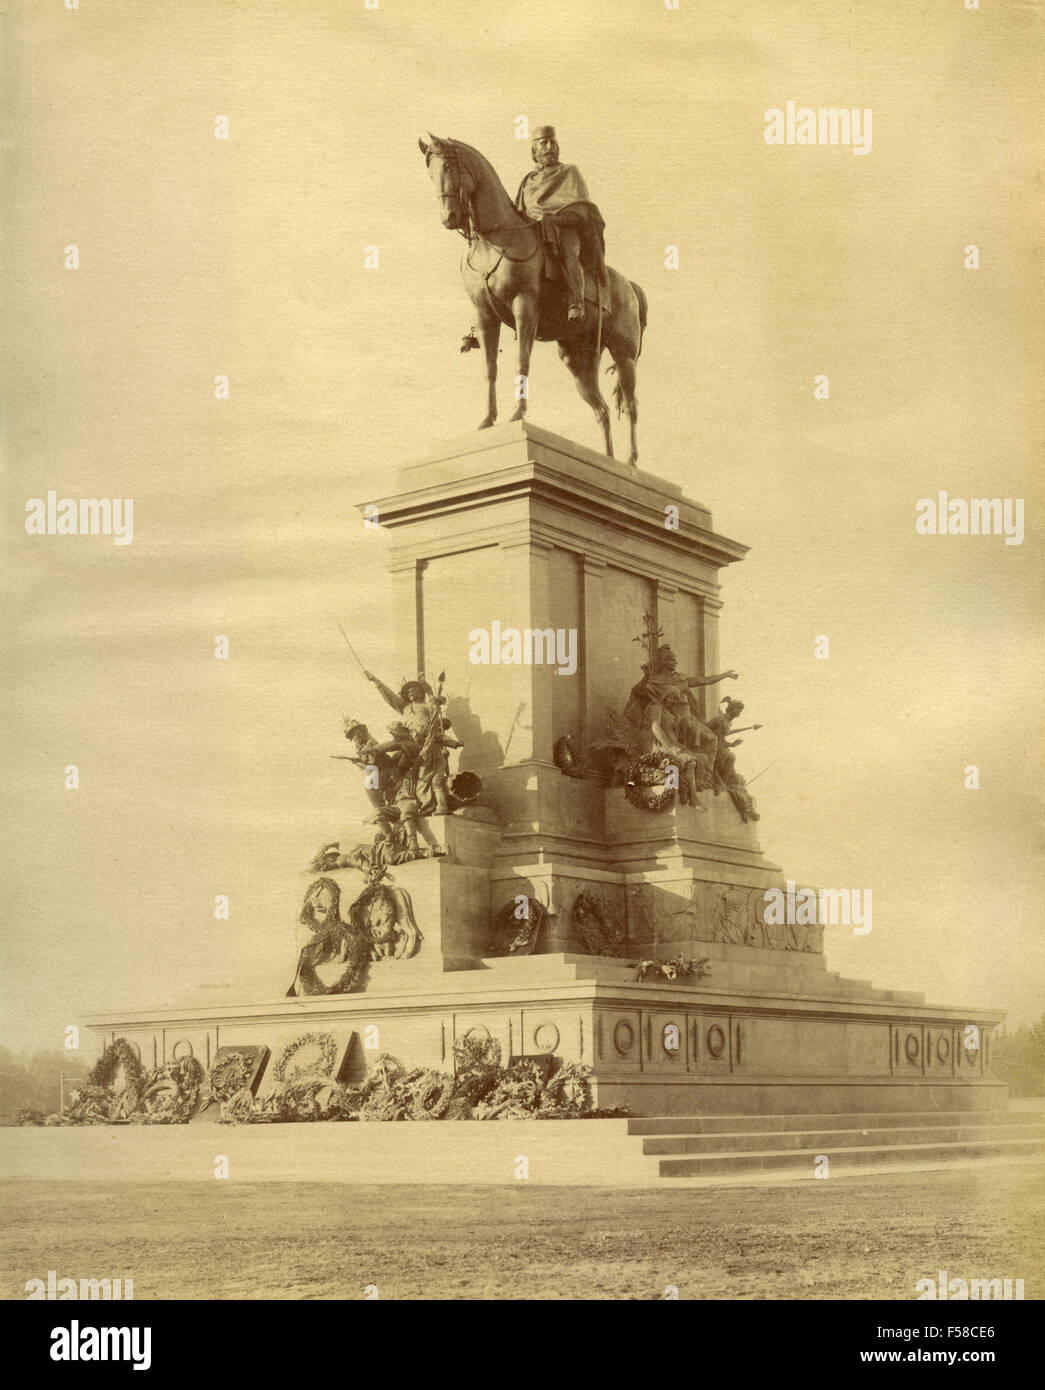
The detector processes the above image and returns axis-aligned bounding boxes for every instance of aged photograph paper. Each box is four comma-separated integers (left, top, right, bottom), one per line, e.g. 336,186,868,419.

2,0,1042,1324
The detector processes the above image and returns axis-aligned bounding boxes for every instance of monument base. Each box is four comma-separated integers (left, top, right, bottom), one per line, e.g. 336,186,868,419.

85,945,1005,1118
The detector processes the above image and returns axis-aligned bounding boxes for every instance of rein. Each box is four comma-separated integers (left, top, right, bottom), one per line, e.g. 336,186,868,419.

432,141,541,328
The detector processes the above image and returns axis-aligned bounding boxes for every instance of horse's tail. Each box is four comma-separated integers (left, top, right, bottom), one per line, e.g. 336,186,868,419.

630,280,648,359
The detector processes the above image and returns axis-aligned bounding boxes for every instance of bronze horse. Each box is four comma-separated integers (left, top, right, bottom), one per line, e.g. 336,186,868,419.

419,135,647,467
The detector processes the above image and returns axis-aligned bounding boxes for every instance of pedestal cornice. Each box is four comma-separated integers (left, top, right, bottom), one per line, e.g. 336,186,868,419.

362,420,748,578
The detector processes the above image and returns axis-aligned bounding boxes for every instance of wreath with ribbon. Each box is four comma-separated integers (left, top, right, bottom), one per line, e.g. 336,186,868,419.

274,1032,338,1082
295,926,371,996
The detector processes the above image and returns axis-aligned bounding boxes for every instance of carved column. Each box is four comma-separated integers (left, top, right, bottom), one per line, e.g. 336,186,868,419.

655,579,677,654
389,558,424,676
698,594,723,720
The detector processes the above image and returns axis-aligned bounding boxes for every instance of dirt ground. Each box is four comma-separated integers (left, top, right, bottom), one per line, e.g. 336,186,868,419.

2,1164,1041,1300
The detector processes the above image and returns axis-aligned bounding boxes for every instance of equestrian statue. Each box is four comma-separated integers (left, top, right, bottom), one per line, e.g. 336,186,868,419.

419,127,647,467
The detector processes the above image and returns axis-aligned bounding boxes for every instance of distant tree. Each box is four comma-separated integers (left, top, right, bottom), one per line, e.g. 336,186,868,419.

0,1048,90,1123
992,1015,1045,1098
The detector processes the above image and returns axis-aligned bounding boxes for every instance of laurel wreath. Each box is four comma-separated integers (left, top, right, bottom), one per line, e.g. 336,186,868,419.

408,1069,456,1120
273,1032,338,1082
88,1038,144,1094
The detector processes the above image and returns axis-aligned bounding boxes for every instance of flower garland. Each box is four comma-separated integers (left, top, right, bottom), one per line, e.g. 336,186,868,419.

273,1031,338,1082
633,954,711,983
213,1035,631,1125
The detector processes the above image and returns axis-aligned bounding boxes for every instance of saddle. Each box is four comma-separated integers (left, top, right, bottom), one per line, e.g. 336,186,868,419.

541,253,612,316
534,220,611,339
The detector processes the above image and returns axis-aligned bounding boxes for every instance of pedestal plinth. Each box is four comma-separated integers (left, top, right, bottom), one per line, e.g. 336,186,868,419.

84,425,1008,1120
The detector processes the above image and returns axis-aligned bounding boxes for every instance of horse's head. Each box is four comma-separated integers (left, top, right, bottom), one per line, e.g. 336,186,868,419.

418,133,474,232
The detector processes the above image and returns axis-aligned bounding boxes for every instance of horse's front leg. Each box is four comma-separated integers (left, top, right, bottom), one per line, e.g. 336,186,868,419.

509,295,538,422
478,313,500,429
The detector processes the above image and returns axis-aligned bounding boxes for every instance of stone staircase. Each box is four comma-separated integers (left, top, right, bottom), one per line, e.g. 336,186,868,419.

629,1109,1045,1180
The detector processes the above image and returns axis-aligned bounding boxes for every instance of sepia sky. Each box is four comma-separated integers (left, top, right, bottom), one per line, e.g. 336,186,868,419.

2,0,1042,1054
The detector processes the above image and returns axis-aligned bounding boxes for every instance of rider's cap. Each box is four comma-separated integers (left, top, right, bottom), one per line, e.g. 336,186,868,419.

532,125,557,141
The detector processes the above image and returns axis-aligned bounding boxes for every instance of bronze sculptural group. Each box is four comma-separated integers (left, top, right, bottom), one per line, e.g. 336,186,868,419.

589,631,762,823
420,128,647,466
331,667,478,861
289,654,485,996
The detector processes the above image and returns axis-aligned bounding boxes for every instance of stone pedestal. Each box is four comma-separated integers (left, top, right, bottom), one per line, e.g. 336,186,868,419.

86,424,1008,1118
366,420,746,849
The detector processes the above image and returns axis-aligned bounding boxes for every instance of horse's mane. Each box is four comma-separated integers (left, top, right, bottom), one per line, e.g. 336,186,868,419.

440,138,511,198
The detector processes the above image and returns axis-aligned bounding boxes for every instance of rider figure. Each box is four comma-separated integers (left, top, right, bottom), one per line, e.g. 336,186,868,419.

515,126,606,323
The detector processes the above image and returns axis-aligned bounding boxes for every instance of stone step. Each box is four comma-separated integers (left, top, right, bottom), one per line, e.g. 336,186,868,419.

642,1121,1045,1155
656,1135,1045,1177
560,954,876,999
629,1109,1040,1135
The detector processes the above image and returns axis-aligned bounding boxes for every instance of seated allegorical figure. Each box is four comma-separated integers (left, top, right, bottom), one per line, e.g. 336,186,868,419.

623,643,738,747
650,687,713,808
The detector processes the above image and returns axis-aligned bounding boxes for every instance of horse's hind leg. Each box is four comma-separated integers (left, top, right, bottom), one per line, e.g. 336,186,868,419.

611,352,639,467
559,342,613,458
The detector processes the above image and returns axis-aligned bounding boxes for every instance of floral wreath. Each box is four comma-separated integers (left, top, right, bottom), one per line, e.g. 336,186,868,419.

87,1038,145,1095
409,1070,456,1119
206,1051,257,1104
624,753,677,814
137,1057,204,1123
274,1031,338,1082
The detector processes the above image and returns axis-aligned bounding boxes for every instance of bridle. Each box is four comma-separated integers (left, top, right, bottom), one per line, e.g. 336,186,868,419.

428,141,538,262
427,139,542,328
425,141,475,241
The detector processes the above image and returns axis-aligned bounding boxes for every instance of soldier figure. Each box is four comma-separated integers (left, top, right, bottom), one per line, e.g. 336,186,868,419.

515,126,607,322
364,671,462,817
340,716,426,855
705,697,760,824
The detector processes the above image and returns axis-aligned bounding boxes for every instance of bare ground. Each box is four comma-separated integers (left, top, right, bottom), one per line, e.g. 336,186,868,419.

2,1164,1041,1300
